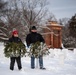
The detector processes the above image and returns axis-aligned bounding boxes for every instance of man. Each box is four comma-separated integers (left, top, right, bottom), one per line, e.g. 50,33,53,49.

26,26,45,69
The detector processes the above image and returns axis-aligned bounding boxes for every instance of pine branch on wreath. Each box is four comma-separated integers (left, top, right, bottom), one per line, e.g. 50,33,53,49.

28,41,50,58
4,42,26,58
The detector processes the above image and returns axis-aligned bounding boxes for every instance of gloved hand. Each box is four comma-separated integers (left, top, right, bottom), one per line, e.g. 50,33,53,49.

27,45,29,48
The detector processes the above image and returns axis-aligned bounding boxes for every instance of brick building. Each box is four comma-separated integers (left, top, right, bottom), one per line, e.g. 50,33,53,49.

43,21,63,48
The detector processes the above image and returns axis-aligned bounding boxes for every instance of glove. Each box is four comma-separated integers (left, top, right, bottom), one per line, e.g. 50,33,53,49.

27,45,29,48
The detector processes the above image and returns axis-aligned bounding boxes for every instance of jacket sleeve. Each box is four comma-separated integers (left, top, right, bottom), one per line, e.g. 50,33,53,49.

26,34,31,47
8,38,12,42
39,34,45,43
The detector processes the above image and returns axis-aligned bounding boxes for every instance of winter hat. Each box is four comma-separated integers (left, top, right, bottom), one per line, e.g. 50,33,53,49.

12,30,18,35
31,26,37,30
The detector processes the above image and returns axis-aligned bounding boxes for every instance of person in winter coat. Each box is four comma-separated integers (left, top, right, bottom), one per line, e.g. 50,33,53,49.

8,30,23,71
26,26,46,69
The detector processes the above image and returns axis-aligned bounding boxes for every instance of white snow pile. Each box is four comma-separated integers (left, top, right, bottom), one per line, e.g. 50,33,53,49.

0,43,76,75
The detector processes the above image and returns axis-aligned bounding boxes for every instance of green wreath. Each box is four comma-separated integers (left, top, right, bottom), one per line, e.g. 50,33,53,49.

4,42,26,58
28,42,50,58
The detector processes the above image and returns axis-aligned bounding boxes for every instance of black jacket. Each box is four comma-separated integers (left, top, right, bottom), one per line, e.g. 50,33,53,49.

8,36,22,43
26,32,45,46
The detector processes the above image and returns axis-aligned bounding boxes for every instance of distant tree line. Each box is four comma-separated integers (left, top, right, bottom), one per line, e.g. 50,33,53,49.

59,14,76,48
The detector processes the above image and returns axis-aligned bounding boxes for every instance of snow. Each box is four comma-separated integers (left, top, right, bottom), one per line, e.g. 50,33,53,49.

0,43,76,75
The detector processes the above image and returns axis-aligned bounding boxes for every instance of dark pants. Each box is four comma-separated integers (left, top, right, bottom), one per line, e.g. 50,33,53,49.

31,55,43,68
10,56,22,70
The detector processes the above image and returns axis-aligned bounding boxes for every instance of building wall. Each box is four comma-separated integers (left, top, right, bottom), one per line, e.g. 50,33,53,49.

44,21,62,48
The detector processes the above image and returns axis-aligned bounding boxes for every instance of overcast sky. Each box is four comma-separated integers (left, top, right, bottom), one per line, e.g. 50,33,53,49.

48,0,76,20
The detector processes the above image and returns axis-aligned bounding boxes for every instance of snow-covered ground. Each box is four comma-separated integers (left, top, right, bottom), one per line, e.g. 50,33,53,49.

0,43,76,75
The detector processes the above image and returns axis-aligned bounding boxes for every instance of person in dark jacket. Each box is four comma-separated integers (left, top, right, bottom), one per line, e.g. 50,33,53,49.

26,26,45,69
8,30,22,71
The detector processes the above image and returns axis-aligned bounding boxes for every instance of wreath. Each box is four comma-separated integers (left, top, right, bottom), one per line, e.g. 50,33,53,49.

4,42,26,58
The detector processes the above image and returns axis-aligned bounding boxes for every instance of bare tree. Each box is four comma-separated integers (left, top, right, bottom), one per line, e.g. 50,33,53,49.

47,13,57,22
1,0,55,41
0,0,7,16
4,0,50,35
0,0,8,41
58,18,70,26
0,21,9,41
2,0,26,41
20,0,49,29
